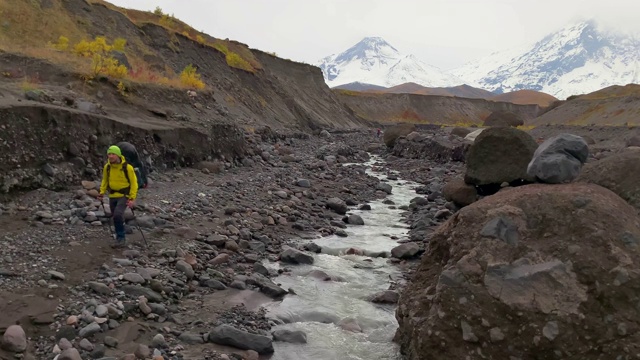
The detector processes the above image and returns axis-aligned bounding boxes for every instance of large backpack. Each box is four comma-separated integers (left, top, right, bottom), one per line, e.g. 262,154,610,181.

116,141,148,189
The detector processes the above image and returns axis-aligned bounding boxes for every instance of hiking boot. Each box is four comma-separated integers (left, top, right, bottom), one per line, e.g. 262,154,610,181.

110,238,126,248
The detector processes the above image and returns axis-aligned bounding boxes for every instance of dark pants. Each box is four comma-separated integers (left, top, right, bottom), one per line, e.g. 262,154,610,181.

109,197,128,240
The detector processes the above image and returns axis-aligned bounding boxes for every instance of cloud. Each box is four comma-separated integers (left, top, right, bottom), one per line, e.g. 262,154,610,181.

106,0,640,69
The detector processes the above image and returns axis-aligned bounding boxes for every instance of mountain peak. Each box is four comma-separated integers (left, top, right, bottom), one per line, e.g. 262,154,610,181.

318,36,464,88
452,17,640,99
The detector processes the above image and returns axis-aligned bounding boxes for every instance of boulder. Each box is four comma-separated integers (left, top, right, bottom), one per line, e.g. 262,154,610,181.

326,197,348,215
464,127,538,186
527,133,589,184
395,183,640,360
443,178,477,207
272,329,307,344
392,135,470,163
280,248,314,265
383,123,416,148
208,325,274,354
450,127,472,138
576,149,640,210
483,111,524,127
391,243,421,259
2,325,27,353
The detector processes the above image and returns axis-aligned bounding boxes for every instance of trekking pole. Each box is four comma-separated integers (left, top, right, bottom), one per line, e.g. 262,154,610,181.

131,208,149,248
100,202,115,239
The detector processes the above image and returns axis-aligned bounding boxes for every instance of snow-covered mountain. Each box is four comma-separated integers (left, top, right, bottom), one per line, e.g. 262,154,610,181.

318,37,465,88
451,20,640,99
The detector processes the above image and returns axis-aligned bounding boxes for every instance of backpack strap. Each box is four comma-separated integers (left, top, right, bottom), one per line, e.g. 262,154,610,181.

106,161,132,196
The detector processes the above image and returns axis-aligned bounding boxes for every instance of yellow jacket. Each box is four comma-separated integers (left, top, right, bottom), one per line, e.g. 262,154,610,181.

99,155,139,200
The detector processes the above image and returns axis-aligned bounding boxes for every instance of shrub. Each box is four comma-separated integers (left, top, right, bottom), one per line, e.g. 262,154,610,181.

51,36,69,51
226,52,254,72
179,64,205,89
72,36,128,79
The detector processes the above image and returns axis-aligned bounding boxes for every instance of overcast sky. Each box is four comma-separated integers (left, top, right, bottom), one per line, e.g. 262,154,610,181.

108,0,640,70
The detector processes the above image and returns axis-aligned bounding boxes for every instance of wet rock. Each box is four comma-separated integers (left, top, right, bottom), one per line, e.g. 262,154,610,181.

368,290,400,304
376,182,392,194
326,197,348,215
337,317,362,333
527,133,589,184
464,127,538,186
208,324,274,354
391,243,420,259
2,324,27,352
280,248,314,265
302,243,321,254
346,214,364,225
272,329,307,344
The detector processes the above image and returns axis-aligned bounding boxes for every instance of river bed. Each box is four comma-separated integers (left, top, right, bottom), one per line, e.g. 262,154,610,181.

262,155,419,360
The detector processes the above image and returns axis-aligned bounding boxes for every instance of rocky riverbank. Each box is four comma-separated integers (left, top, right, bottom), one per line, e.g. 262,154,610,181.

391,125,640,359
3,123,639,360
0,130,420,360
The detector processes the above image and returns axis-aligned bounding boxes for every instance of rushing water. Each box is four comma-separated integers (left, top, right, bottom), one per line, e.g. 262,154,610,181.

262,155,420,360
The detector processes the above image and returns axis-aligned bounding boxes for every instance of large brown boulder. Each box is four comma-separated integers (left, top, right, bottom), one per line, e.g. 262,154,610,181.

483,111,524,127
443,178,477,207
395,183,640,360
576,149,640,210
383,123,417,148
464,127,538,186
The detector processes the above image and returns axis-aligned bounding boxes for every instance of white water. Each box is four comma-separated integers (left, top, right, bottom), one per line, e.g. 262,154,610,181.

262,155,420,360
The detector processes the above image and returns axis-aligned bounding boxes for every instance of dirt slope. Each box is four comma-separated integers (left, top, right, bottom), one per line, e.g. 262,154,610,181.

532,84,640,126
382,83,495,99
489,89,558,106
0,0,370,132
335,91,541,125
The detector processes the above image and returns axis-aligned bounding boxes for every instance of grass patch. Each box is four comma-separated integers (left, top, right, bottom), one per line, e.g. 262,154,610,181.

87,0,261,73
0,0,259,92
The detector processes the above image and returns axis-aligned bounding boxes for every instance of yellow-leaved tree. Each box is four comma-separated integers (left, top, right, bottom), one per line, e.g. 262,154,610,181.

179,64,205,89
72,36,128,79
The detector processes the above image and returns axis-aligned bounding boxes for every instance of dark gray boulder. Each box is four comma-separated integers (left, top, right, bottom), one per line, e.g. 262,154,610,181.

527,133,589,184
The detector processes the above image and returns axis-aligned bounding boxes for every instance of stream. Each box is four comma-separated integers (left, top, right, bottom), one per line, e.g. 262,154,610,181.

262,155,419,360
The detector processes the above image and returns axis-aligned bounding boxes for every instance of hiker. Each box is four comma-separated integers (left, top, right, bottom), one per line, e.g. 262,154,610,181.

116,141,149,188
376,128,382,138
98,145,139,247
